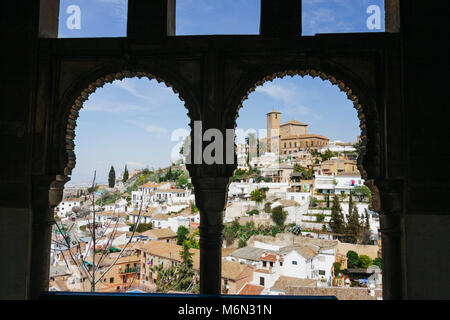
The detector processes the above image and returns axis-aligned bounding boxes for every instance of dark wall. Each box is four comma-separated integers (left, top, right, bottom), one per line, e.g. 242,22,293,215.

1,0,450,299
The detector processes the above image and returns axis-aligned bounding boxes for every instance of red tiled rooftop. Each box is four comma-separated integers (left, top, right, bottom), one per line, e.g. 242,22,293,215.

238,283,264,295
259,253,278,262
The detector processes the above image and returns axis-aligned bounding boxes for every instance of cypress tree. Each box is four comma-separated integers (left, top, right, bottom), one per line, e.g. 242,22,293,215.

348,192,353,217
330,195,346,236
108,166,116,188
364,209,370,230
123,164,129,182
347,206,361,244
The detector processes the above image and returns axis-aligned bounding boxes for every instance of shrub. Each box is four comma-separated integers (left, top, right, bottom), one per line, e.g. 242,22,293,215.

316,213,325,222
238,238,247,248
347,250,359,268
372,257,382,269
359,255,372,269
271,206,288,227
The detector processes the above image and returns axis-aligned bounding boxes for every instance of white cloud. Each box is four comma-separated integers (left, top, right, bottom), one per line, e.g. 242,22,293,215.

113,78,180,105
255,83,299,105
126,120,168,135
83,102,145,113
283,105,322,120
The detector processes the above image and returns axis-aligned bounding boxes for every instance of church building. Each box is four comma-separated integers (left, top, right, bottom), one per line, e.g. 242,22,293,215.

267,110,329,155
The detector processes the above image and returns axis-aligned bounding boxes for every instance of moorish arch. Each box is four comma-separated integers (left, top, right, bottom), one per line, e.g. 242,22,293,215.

49,66,200,207
226,64,383,212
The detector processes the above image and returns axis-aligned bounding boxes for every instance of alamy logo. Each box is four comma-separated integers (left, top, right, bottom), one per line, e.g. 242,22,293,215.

366,5,382,30
66,4,81,30
170,121,275,166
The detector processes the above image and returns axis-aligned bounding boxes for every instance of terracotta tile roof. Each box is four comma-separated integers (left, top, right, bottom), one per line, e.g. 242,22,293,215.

259,253,278,262
271,276,318,292
221,260,252,280
156,189,187,193
281,119,308,127
62,197,84,202
129,207,159,217
281,245,318,260
138,241,200,270
238,283,264,295
286,286,382,300
140,228,176,239
282,134,329,141
152,213,169,221
222,248,238,257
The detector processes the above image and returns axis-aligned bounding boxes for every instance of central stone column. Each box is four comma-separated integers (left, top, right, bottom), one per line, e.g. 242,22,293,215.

191,177,230,295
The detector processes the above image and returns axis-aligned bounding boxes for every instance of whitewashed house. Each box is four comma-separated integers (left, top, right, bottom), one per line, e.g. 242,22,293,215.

54,198,85,217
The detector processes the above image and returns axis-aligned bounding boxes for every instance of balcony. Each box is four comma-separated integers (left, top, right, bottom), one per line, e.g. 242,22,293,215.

119,267,140,274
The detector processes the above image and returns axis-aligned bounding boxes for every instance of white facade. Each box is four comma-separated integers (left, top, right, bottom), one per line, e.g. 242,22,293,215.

151,216,190,232
314,174,364,195
55,199,85,217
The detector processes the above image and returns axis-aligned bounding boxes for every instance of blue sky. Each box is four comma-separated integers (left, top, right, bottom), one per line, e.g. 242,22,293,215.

59,1,382,184
58,0,385,37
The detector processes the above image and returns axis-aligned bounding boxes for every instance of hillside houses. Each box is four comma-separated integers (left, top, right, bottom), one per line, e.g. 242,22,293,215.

131,181,192,209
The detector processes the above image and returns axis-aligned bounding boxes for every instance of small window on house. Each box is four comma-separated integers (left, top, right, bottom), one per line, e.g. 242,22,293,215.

292,261,298,265
270,262,274,267
260,277,265,286
109,277,114,283
319,270,326,276
262,261,267,267
280,262,283,266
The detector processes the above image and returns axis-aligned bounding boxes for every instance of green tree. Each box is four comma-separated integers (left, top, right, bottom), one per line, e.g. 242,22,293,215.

173,242,197,292
346,206,361,244
330,195,346,235
177,174,188,188
180,241,193,269
358,255,372,268
264,202,272,213
238,238,247,248
316,213,325,222
353,185,371,202
372,257,382,269
136,223,152,233
123,164,129,183
293,163,304,173
176,226,190,245
333,262,342,276
347,250,359,268
271,206,288,228
364,209,371,230
250,189,266,206
223,226,236,246
108,166,116,188
321,149,334,161
348,192,353,214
